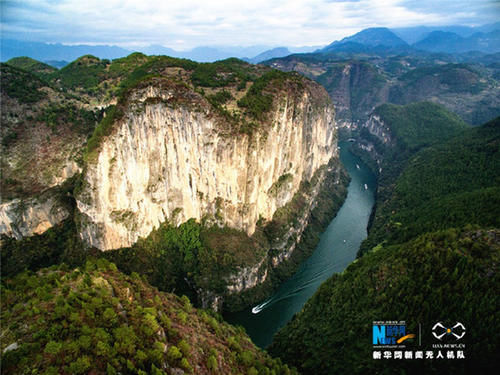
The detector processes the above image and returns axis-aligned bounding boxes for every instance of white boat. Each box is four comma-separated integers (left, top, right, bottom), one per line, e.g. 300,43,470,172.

364,184,368,190
356,164,360,169
252,300,271,314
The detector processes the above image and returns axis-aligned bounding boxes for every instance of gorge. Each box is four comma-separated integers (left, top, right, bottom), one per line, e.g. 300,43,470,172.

0,56,349,313
1,32,499,374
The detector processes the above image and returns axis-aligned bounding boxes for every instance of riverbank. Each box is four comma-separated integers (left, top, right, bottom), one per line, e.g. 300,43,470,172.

225,142,376,347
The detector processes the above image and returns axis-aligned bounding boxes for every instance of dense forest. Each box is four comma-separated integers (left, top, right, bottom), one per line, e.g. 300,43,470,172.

360,115,499,253
269,227,499,374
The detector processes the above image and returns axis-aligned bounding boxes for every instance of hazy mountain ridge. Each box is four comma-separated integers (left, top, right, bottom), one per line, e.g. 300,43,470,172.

3,22,498,65
414,29,500,54
323,27,408,51
1,39,316,64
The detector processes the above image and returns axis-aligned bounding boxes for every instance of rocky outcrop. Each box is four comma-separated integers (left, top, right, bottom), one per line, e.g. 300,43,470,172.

226,255,268,293
76,79,337,250
0,190,70,239
363,115,392,145
352,114,391,172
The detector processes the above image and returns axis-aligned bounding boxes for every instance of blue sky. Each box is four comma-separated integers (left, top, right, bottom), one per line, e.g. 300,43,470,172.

1,0,499,49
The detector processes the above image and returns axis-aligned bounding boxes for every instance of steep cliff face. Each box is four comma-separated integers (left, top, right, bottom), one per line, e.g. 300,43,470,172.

76,78,336,250
355,113,392,170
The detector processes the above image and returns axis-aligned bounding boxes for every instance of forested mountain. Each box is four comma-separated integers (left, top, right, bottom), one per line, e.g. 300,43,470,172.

270,227,499,374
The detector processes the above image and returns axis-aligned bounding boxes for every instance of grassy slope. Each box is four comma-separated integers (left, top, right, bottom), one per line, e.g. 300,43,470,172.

1,259,297,375
373,102,468,151
356,102,469,216
0,63,48,104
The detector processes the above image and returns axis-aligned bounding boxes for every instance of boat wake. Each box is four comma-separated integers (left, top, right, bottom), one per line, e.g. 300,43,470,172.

252,300,272,314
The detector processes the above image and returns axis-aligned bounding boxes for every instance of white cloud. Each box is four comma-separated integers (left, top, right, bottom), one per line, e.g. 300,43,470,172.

1,0,499,48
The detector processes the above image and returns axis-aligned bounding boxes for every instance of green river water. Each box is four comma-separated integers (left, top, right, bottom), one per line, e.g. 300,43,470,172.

225,141,376,348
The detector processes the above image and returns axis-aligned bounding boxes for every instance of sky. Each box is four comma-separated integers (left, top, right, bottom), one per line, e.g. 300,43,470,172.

1,0,499,50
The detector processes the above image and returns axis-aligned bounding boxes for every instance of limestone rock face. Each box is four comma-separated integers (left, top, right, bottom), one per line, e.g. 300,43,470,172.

77,82,337,250
0,192,70,239
364,115,393,145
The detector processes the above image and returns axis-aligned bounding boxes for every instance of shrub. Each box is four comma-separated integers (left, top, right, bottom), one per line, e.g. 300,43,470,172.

166,345,182,363
44,341,62,356
67,356,91,374
178,339,191,357
181,357,193,373
181,295,192,312
207,354,218,371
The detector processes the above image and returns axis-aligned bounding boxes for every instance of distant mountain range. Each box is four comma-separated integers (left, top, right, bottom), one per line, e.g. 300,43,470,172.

320,26,500,55
1,40,131,63
392,22,500,44
244,47,292,64
322,27,408,51
2,22,498,67
0,39,318,66
414,29,500,54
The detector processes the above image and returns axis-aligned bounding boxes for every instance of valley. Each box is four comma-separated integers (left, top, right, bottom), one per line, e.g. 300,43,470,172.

1,20,499,375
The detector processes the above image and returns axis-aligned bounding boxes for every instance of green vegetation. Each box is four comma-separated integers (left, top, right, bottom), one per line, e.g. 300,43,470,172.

84,104,122,162
1,260,297,374
1,216,89,279
191,58,254,88
37,103,100,134
270,227,499,374
102,219,268,305
0,63,48,103
360,116,499,253
398,63,486,94
354,101,469,213
55,55,108,91
373,102,468,152
207,89,233,107
6,56,56,79
237,70,297,121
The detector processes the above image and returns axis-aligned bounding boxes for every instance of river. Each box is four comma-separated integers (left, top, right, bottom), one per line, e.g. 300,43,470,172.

225,141,376,348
